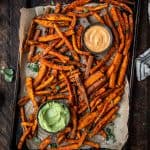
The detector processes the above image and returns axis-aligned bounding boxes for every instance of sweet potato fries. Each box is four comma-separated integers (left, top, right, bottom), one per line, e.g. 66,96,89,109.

17,0,134,149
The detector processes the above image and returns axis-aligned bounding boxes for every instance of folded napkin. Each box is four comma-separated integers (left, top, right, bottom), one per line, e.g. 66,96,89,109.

136,48,150,81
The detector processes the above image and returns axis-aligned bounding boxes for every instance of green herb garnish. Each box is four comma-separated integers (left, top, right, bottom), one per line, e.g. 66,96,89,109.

56,85,60,91
27,62,39,72
50,143,57,148
83,8,89,13
50,0,55,6
0,67,14,82
32,137,41,144
114,21,119,27
117,112,121,117
104,123,116,143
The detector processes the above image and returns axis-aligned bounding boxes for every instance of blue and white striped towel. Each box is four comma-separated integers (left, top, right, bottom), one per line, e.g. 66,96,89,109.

136,48,150,81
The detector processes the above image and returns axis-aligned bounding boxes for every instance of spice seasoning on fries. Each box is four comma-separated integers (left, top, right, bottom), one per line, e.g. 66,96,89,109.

18,0,134,149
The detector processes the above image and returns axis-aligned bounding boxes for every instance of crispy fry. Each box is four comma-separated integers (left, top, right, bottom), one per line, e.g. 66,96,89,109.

117,54,129,85
78,112,98,130
87,77,106,95
55,40,65,49
123,12,129,41
72,34,90,56
45,14,72,21
61,72,73,104
55,3,61,13
17,127,31,150
48,50,70,63
106,96,121,112
40,58,74,71
28,29,41,61
110,7,125,53
99,130,107,138
47,94,68,100
21,122,33,127
84,71,104,88
36,76,54,91
42,39,60,56
85,56,94,79
89,106,119,137
32,119,38,136
76,25,84,49
107,52,122,77
100,0,133,13
70,107,77,138
20,107,27,130
90,46,116,74
38,29,74,42
74,74,90,111
34,18,70,28
33,65,47,87
18,96,30,106
62,0,91,13
69,13,77,30
26,77,38,113
92,12,104,24
39,136,51,150
123,15,133,55
103,13,119,45
54,23,79,61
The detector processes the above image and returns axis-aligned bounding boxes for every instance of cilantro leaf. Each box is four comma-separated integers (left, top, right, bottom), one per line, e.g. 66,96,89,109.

83,8,89,13
32,137,41,144
0,67,14,82
27,62,39,72
56,85,60,91
50,143,57,148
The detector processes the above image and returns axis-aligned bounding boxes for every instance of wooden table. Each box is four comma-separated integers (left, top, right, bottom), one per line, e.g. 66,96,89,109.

0,0,149,150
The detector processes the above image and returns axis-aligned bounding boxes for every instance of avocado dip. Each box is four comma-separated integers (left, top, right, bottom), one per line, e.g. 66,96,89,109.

38,101,70,133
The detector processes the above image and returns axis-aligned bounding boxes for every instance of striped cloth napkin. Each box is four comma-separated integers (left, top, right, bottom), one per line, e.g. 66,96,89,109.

135,2,150,81
136,48,150,81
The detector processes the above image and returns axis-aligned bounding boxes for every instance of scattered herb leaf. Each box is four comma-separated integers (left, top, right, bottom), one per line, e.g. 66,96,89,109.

114,21,119,27
50,143,57,148
69,55,74,60
56,85,60,91
0,67,14,82
104,123,116,143
32,137,41,144
117,112,121,117
50,0,54,6
27,62,39,72
83,8,89,13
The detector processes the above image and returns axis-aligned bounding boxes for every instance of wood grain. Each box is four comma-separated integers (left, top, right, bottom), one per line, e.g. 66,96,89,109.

0,0,149,150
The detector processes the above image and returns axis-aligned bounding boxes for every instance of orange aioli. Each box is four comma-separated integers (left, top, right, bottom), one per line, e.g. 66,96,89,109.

84,25,112,53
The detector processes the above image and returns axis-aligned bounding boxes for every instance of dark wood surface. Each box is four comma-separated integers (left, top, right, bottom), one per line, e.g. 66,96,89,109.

0,0,149,150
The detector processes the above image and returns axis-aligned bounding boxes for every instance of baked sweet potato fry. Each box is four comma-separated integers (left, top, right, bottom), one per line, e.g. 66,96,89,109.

26,77,38,113
62,0,91,13
40,58,74,71
17,127,31,150
39,136,51,150
45,14,72,21
33,65,47,87
38,29,74,42
84,71,104,88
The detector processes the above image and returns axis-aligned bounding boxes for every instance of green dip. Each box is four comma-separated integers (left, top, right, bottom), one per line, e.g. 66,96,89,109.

38,101,70,133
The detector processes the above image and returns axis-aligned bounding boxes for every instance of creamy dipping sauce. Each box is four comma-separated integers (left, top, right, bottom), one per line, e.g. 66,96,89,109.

38,101,70,133
84,25,112,53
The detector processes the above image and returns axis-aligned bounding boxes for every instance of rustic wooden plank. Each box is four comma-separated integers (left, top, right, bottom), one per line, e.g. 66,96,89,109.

0,0,26,149
0,0,149,149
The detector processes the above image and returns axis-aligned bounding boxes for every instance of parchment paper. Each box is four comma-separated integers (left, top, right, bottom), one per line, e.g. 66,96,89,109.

19,4,129,150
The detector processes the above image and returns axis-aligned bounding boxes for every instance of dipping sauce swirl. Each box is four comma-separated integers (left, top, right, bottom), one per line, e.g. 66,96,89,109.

38,101,70,133
83,24,112,53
